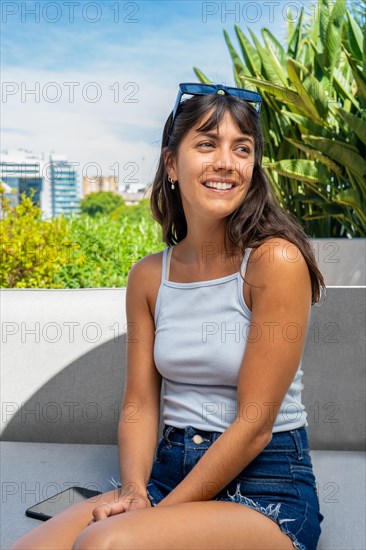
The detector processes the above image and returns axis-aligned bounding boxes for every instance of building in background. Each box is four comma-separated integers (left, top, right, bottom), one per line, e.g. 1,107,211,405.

121,185,151,205
49,154,80,218
0,149,44,210
83,174,149,205
83,175,118,196
0,149,80,219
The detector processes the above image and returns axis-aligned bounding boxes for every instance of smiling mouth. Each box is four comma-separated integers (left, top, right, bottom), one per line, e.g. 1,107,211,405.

202,181,237,191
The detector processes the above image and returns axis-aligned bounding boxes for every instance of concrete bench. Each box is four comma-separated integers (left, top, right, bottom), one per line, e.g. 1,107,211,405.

1,240,365,549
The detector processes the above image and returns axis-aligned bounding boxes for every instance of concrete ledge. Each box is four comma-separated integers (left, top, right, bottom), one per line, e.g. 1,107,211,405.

0,441,118,549
1,442,365,550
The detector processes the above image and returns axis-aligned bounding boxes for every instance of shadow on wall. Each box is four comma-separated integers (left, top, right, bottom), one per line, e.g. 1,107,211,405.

2,337,164,445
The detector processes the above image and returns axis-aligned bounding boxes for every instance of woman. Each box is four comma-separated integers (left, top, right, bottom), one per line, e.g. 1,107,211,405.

11,82,325,550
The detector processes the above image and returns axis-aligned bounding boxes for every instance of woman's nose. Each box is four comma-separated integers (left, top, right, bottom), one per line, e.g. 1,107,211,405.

212,147,236,171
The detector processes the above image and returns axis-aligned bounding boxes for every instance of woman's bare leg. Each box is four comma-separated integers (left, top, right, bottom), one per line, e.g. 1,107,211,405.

11,489,297,550
11,496,294,550
10,488,122,550
72,500,295,550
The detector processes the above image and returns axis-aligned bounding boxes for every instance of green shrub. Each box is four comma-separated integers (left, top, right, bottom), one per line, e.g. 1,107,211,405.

79,191,125,217
0,183,164,288
0,184,70,288
53,208,163,288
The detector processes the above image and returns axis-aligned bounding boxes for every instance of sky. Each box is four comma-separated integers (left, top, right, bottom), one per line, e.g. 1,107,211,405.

1,0,308,193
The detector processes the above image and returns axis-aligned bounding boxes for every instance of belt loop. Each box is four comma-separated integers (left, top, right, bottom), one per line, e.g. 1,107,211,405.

164,425,175,443
290,429,303,460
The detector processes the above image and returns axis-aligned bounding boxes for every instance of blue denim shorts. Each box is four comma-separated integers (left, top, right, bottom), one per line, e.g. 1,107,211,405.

145,424,324,550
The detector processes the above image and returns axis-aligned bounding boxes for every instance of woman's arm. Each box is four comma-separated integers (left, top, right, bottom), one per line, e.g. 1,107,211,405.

89,257,162,522
118,256,162,499
157,238,312,507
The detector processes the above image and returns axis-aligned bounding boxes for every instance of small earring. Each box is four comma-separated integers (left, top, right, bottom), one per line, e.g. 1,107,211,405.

168,175,176,190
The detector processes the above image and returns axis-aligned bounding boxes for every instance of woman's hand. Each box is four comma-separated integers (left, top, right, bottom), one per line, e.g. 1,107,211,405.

88,491,152,525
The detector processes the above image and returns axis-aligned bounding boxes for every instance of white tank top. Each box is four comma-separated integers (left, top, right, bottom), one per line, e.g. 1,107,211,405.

153,245,308,433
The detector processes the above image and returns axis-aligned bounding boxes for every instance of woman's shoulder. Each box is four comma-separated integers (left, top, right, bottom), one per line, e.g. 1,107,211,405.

127,249,166,314
128,249,165,279
249,237,304,263
247,237,312,322
247,237,309,291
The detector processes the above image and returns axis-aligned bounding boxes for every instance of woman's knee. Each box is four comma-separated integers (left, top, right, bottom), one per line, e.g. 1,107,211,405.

72,522,115,550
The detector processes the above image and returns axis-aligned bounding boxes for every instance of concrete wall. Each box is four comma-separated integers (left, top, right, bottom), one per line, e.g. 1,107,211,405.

310,238,365,285
1,286,365,451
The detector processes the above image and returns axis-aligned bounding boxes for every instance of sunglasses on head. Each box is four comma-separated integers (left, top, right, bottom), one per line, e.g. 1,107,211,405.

170,82,263,126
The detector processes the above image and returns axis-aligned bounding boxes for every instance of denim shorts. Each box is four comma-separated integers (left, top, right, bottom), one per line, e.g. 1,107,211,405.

145,424,324,550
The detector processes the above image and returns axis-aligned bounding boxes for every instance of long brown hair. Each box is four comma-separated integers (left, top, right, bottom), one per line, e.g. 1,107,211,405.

149,93,326,305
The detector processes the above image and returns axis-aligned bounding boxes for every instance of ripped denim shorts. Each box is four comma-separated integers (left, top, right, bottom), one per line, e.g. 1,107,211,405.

145,424,324,550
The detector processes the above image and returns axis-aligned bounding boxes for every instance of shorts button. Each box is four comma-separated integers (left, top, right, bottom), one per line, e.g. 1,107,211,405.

193,434,204,444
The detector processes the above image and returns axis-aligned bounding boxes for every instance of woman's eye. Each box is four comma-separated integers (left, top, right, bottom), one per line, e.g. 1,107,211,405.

198,142,251,154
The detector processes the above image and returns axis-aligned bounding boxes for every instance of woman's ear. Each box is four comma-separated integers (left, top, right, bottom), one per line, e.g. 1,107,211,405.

163,149,177,181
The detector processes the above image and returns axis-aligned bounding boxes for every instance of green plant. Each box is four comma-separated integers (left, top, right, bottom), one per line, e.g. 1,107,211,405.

110,198,151,222
194,0,366,237
0,183,70,288
0,183,164,288
53,207,163,288
79,191,125,217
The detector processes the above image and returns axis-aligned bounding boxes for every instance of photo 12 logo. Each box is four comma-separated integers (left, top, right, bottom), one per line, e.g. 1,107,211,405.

1,81,140,104
1,2,140,24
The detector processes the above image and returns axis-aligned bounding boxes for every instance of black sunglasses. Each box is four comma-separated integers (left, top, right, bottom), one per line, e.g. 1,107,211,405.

171,82,263,126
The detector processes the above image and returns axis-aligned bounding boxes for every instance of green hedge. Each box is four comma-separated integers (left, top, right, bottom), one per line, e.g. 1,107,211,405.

0,186,164,288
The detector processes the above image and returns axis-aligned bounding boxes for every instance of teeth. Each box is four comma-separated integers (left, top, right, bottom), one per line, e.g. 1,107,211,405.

204,181,233,190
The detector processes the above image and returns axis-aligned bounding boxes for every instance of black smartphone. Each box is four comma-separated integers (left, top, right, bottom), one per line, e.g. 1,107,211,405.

25,486,102,521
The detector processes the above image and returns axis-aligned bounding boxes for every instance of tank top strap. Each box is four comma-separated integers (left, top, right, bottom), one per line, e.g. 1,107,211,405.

240,247,253,278
161,246,173,283
166,246,173,281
